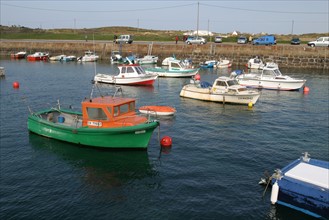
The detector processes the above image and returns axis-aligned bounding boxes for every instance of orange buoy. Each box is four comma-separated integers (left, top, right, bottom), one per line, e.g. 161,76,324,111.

303,86,310,93
13,81,20,89
161,136,172,147
194,74,201,81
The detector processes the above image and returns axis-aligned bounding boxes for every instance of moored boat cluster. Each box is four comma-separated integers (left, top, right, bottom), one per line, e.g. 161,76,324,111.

9,47,327,219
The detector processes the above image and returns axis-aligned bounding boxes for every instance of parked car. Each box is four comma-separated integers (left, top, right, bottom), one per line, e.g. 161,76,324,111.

252,35,276,45
291,38,301,45
307,37,329,47
185,36,207,45
115,35,133,44
214,36,222,43
237,36,248,44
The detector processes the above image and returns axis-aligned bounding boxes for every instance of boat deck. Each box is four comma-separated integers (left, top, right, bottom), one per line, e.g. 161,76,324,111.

41,110,83,128
285,162,329,189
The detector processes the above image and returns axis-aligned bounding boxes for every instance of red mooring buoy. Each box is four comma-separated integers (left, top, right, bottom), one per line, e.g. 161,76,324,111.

161,136,172,147
303,86,310,93
13,81,20,89
194,74,201,81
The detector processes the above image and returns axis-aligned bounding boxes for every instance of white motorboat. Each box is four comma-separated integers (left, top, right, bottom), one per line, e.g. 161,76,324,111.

137,55,158,65
77,50,99,62
49,54,66,61
110,51,123,64
180,75,260,105
215,59,232,68
162,56,177,66
62,55,77,62
94,58,158,86
145,60,199,78
246,56,266,69
11,51,27,59
136,42,158,65
200,59,232,68
232,63,306,90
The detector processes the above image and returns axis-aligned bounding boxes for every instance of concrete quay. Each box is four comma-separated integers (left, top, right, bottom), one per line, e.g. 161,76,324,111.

1,40,328,69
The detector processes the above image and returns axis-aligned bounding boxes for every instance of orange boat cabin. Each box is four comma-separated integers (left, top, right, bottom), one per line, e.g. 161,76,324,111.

81,96,147,128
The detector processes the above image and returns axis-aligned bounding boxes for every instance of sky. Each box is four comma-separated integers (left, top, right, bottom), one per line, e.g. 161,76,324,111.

1,0,328,35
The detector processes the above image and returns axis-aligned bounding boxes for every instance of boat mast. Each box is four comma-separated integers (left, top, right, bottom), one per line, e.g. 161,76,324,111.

196,2,199,37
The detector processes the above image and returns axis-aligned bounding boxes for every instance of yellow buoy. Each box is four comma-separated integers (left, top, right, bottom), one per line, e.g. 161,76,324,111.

248,102,253,108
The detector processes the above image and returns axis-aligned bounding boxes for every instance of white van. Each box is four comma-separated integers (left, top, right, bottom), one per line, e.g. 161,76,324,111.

307,37,329,47
115,35,133,44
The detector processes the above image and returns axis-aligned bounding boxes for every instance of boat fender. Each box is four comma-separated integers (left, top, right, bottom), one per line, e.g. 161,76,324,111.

270,181,279,205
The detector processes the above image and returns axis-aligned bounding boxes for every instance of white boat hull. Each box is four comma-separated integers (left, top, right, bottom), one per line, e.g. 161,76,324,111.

81,57,98,62
237,78,306,90
162,57,176,66
248,63,264,70
94,73,157,85
137,55,158,65
180,84,260,104
145,69,198,77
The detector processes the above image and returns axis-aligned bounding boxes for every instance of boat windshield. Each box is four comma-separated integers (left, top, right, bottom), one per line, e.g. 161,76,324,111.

135,66,145,75
273,69,282,76
227,80,239,86
87,107,108,120
263,68,282,77
85,51,94,56
121,67,135,74
172,62,182,69
126,67,135,73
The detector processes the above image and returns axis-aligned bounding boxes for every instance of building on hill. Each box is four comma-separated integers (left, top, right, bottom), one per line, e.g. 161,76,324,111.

183,30,214,36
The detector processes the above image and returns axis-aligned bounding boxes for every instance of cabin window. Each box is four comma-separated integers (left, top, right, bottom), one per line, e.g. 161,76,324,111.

114,106,119,116
171,63,180,68
121,67,126,73
129,102,135,111
227,80,238,86
263,70,272,76
87,107,108,120
126,67,134,73
107,107,112,116
216,81,227,87
120,104,129,114
135,67,144,75
273,69,281,76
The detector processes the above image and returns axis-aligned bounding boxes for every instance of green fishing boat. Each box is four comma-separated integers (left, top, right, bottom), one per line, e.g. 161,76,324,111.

27,95,159,149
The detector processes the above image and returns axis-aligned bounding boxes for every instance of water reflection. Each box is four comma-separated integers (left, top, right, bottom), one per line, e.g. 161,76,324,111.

266,203,316,220
28,133,156,189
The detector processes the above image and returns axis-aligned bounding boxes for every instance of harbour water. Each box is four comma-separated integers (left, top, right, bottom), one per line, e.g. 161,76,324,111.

0,59,328,219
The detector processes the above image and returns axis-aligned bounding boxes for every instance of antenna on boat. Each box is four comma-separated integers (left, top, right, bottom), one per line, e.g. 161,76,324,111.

126,57,133,65
113,86,123,97
93,33,97,76
57,99,61,110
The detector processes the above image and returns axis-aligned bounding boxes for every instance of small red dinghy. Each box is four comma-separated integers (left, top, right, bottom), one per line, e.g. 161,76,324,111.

139,106,176,116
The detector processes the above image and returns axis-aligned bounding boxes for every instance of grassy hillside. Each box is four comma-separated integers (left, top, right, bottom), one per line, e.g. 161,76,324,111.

0,25,325,43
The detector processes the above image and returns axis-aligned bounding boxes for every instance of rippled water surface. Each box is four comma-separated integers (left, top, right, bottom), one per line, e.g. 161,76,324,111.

0,59,328,219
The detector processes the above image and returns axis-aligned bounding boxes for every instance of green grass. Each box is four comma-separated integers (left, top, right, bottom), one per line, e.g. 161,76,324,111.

0,25,324,43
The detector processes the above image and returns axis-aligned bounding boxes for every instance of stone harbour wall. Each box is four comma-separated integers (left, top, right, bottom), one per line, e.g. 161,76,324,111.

1,40,328,69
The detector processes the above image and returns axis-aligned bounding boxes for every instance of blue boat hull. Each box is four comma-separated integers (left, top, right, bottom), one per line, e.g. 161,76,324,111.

272,158,329,218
